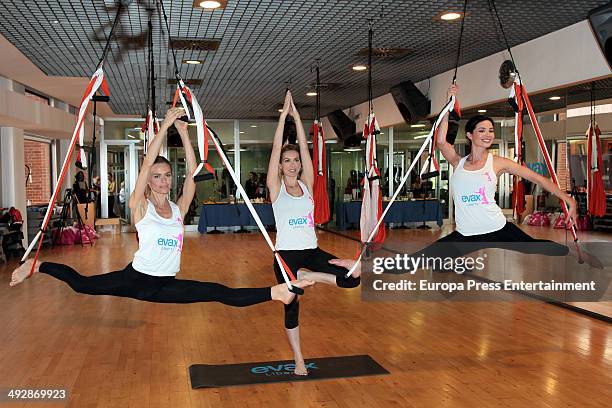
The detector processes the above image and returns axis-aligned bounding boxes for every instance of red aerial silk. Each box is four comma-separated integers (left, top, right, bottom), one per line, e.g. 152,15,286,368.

510,81,527,217
587,123,607,217
360,113,385,247
311,120,330,224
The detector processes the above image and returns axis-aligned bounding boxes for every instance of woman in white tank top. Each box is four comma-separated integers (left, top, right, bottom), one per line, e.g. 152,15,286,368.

387,85,597,271
266,91,360,375
12,108,313,307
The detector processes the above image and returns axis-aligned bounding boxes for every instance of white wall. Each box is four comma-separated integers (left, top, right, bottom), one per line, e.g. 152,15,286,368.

323,20,611,137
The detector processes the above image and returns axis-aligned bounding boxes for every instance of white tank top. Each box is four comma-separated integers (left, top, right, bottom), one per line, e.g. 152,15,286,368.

132,200,184,276
272,180,318,250
451,153,506,236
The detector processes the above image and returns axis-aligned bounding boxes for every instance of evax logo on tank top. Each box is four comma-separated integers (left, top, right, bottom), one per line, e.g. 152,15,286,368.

156,217,184,252
460,185,491,205
288,202,315,229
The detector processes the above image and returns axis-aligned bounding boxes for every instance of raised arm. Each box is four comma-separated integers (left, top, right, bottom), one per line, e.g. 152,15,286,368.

128,107,184,222
267,91,292,202
436,84,462,168
175,119,197,218
495,157,577,227
291,98,314,193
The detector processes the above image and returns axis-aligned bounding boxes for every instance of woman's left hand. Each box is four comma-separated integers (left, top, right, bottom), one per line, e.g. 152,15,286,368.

174,118,188,133
566,198,577,228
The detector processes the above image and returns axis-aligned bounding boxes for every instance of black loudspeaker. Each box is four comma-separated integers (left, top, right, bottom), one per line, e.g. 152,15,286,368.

588,2,612,69
390,81,430,124
282,117,297,145
327,110,363,149
327,109,357,140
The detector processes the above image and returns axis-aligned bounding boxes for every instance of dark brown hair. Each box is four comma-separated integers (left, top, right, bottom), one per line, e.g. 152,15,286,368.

465,115,495,146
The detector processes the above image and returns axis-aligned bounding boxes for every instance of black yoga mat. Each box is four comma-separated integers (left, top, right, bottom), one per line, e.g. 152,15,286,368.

189,354,389,388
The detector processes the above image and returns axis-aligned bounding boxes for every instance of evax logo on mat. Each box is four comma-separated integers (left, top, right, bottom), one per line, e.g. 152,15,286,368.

250,362,318,376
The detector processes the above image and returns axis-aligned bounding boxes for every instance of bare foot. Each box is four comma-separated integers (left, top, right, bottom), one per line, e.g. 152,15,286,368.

271,279,314,305
10,259,37,287
579,250,604,269
294,358,308,376
573,244,604,269
329,258,361,278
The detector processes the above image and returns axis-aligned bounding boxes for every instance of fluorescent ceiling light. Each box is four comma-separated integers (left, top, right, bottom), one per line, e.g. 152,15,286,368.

352,65,367,71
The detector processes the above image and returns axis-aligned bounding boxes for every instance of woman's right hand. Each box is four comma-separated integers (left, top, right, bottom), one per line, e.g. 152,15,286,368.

447,84,458,100
161,107,185,129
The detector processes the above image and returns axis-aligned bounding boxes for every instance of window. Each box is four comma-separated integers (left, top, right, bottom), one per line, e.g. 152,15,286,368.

24,138,52,205
25,89,50,106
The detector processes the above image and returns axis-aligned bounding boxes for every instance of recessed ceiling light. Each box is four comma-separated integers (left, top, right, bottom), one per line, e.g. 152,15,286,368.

440,12,462,21
352,65,367,71
184,59,202,65
411,124,426,128
250,125,258,128
278,109,284,112
478,109,487,113
199,1,221,9
549,96,561,101
239,131,245,134
306,91,318,96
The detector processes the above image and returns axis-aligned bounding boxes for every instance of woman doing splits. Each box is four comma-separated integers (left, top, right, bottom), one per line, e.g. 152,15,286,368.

334,85,600,272
267,91,360,376
11,107,313,306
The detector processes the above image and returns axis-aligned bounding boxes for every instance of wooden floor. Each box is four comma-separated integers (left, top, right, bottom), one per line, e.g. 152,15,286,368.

1,227,611,407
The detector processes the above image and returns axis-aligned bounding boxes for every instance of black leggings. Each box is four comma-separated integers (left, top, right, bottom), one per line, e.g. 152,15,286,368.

273,247,360,329
393,222,569,273
39,262,272,306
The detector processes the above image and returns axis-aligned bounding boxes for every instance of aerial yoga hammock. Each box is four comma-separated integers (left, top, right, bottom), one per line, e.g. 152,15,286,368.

359,21,386,252
311,62,330,225
586,86,607,218
11,1,313,305
157,0,307,294
142,17,159,157
343,11,465,277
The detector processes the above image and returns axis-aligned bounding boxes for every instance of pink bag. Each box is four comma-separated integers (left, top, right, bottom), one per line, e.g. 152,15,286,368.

52,227,78,245
74,224,98,244
553,213,590,230
527,211,550,227
553,213,566,229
